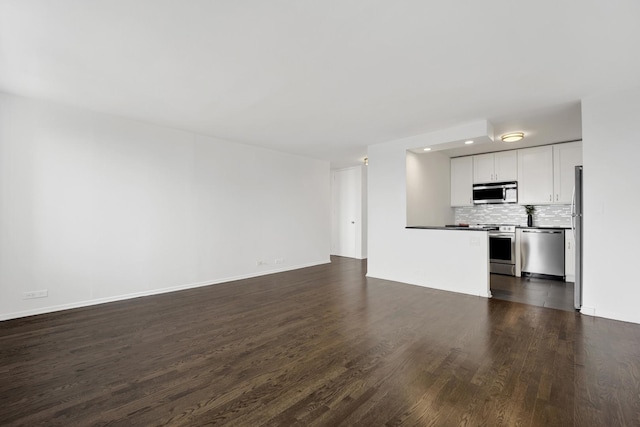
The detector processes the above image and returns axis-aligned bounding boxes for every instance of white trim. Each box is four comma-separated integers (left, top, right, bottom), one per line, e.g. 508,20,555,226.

580,306,596,316
0,259,330,322
365,273,492,298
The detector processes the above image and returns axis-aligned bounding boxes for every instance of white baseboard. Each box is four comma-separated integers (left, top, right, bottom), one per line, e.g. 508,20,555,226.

580,306,596,316
366,273,491,299
0,259,331,322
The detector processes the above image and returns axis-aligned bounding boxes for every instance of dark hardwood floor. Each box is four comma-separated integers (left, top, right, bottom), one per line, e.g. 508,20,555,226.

491,274,576,312
2,257,640,426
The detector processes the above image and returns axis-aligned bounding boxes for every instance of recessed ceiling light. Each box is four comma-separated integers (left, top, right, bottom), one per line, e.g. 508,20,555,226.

465,140,474,145
501,132,524,142
423,147,432,151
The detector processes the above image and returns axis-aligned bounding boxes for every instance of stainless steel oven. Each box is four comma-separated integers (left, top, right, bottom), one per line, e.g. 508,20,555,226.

489,225,516,275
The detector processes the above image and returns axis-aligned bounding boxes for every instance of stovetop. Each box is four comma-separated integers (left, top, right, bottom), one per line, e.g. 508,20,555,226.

469,224,516,232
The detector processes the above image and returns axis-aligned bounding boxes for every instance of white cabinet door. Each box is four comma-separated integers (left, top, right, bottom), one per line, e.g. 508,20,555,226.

451,157,473,206
553,141,582,204
473,153,495,183
565,231,575,282
473,151,517,183
518,146,554,204
494,151,518,182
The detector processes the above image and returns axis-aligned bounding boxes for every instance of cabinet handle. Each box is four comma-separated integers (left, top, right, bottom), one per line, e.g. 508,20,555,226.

549,194,552,201
495,173,498,181
556,194,559,201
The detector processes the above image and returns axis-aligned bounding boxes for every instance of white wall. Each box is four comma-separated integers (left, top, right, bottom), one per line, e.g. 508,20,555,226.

0,93,330,320
368,121,492,297
406,151,454,226
581,86,640,324
361,165,368,259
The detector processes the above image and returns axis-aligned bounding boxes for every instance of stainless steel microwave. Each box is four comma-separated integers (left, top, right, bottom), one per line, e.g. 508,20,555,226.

473,181,518,204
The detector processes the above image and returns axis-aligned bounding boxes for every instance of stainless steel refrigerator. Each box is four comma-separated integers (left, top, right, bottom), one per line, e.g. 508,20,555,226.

572,165,583,310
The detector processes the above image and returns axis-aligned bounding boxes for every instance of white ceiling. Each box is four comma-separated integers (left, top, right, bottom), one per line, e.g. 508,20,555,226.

1,1,639,167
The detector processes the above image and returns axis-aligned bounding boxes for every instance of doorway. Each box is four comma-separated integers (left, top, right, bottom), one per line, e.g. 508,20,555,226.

331,166,367,259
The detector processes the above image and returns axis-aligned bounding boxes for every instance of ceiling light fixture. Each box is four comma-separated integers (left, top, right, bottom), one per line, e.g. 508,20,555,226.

501,132,524,143
423,147,432,151
465,140,474,145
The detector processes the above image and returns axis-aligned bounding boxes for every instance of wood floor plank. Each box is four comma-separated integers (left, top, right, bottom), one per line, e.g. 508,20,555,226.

1,256,640,426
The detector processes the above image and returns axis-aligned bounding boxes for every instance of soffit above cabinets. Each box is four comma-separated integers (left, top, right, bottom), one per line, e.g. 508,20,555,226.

411,102,582,158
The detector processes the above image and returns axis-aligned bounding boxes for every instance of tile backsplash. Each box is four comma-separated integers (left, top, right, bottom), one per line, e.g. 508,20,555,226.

454,204,572,227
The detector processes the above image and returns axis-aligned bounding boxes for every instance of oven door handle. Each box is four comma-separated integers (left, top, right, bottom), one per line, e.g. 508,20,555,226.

490,233,515,238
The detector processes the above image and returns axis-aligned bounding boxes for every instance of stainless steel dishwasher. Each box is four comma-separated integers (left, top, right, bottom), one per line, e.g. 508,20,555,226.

521,228,565,278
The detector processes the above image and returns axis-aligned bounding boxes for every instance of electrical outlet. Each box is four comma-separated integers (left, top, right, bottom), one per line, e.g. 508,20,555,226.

256,260,268,266
23,289,48,299
275,258,284,264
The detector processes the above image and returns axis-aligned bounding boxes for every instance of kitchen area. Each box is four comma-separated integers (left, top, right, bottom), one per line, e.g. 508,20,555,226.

406,137,583,312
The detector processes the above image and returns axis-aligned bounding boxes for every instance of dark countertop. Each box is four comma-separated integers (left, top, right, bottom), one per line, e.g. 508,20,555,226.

405,226,488,231
517,226,571,230
406,225,571,231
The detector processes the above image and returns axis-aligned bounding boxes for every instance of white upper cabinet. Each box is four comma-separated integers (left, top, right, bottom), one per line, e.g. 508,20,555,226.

473,151,517,183
473,153,495,183
494,151,518,182
553,142,583,204
516,142,583,205
450,156,473,207
450,142,582,207
518,145,554,204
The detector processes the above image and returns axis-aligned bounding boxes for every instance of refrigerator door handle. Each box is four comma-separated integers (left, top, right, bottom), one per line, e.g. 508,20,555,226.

574,165,583,311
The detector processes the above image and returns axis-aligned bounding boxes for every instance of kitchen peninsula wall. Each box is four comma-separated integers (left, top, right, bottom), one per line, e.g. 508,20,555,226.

454,204,571,227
